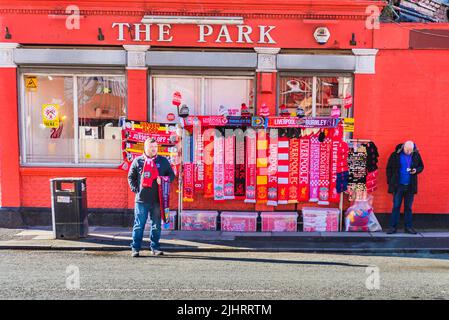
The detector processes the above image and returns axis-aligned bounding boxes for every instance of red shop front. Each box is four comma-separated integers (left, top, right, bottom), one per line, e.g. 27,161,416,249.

1,0,449,230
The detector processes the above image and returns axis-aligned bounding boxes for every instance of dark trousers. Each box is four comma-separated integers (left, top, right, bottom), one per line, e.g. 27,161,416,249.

389,184,415,229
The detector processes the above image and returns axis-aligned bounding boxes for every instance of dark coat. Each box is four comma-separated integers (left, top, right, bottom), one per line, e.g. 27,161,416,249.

386,143,424,194
127,155,175,203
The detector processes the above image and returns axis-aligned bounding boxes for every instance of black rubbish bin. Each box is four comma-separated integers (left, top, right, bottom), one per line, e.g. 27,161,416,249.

50,178,88,239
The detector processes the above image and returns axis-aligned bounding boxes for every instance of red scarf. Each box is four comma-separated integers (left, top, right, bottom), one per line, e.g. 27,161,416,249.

329,127,342,203
298,136,310,202
256,130,268,203
277,135,289,204
224,134,235,200
288,137,300,203
244,130,257,203
203,129,214,198
267,130,278,206
318,136,331,205
142,155,159,188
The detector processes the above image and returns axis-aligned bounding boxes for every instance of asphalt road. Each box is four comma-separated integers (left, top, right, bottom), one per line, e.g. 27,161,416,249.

1,250,449,300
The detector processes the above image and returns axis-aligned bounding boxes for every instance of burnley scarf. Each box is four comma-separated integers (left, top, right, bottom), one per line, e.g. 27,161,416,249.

288,137,300,203
277,135,289,205
298,136,310,202
182,133,194,202
141,155,159,188
213,130,225,201
224,134,235,200
267,130,278,206
158,176,170,223
234,130,246,198
256,130,268,203
244,129,257,203
309,135,320,202
318,135,331,205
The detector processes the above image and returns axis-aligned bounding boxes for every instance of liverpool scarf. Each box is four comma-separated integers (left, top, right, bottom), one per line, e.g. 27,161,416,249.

277,134,289,205
256,130,268,203
141,155,159,188
329,128,341,203
318,135,331,205
213,130,225,201
182,133,194,202
158,176,170,223
309,135,320,202
224,134,235,200
288,137,300,203
203,129,214,198
267,130,278,206
234,130,246,198
298,136,310,202
193,120,204,191
244,130,257,203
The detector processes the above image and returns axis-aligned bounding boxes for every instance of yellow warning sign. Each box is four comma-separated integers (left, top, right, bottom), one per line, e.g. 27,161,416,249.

42,104,60,128
25,76,38,91
343,118,354,132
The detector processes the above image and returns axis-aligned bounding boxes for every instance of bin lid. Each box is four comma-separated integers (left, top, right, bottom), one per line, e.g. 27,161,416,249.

181,210,219,216
261,211,298,217
221,211,258,217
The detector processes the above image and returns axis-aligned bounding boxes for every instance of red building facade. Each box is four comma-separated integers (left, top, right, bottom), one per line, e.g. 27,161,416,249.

1,0,449,227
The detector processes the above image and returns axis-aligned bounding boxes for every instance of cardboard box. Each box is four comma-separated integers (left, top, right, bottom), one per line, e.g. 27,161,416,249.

220,212,258,232
261,212,298,232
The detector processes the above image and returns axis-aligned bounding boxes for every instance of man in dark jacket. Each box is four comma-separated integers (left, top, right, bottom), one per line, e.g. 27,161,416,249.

128,138,175,257
386,141,424,234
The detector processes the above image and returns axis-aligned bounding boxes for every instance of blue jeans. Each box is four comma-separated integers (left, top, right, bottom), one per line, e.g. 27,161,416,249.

131,202,161,251
389,184,415,229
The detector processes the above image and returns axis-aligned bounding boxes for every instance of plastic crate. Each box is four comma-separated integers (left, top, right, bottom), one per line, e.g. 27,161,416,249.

181,210,219,231
302,207,340,232
261,212,298,232
220,212,258,232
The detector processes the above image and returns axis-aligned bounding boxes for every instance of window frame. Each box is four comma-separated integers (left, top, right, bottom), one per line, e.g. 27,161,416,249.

19,67,127,168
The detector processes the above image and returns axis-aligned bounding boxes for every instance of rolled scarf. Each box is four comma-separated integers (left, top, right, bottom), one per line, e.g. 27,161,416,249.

213,129,225,201
158,176,170,223
267,130,278,206
309,135,320,202
244,129,257,203
288,137,300,203
298,136,310,202
224,134,235,200
256,130,268,203
277,135,289,205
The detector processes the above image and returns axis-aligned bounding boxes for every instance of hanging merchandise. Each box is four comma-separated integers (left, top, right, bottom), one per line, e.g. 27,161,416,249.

365,141,380,173
318,130,331,205
182,132,194,202
193,118,204,191
309,134,321,202
288,136,300,203
158,176,171,223
213,129,225,201
234,130,246,198
244,130,257,203
256,130,269,203
329,127,342,203
366,169,379,193
224,133,235,200
298,134,310,202
277,132,290,204
347,142,368,200
203,129,214,198
267,130,278,206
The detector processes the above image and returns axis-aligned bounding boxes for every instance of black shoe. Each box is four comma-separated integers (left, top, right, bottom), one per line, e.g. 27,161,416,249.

131,249,140,258
386,228,397,234
151,249,164,256
405,227,418,235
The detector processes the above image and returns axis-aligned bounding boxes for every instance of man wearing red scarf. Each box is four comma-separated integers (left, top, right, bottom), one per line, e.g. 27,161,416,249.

128,138,175,257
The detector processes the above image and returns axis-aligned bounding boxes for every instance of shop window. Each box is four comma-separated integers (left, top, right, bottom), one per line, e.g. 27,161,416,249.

21,73,126,166
152,75,254,123
279,75,353,118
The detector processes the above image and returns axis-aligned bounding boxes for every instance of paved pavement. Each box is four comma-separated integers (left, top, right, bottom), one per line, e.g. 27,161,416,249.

1,227,449,253
1,250,449,299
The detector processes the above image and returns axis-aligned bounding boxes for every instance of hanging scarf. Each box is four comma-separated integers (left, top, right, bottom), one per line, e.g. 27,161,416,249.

141,155,159,188
309,135,320,202
182,133,194,202
267,130,278,206
244,130,257,203
318,135,331,205
277,135,289,205
234,130,246,198
288,137,300,203
193,120,204,191
329,128,342,203
256,130,268,203
203,129,214,198
224,134,235,199
158,176,170,223
298,136,310,202
213,130,225,201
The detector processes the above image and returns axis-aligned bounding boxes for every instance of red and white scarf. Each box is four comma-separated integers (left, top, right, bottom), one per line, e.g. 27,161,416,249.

141,154,159,188
267,130,278,206
298,135,310,202
256,130,268,203
244,130,257,203
213,130,225,201
288,137,300,203
309,135,320,202
224,134,235,200
318,135,331,205
329,127,342,203
277,135,289,205
193,120,204,191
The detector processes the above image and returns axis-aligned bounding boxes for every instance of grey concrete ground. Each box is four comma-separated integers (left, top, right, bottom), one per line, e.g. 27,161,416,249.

1,250,449,300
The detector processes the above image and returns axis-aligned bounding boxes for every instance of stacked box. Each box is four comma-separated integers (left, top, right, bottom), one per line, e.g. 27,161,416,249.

302,207,340,232
261,212,298,232
220,212,258,232
181,210,219,231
